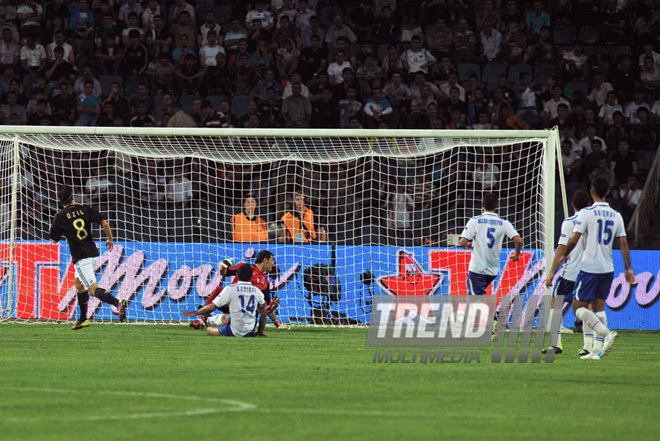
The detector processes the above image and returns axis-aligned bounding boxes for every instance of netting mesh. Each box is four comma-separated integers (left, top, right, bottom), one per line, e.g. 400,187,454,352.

0,129,552,325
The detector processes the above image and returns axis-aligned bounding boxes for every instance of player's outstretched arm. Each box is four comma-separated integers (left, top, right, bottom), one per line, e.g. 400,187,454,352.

458,237,472,249
182,303,218,317
511,235,523,261
101,220,113,251
545,244,567,287
618,236,635,284
255,306,267,337
219,258,235,276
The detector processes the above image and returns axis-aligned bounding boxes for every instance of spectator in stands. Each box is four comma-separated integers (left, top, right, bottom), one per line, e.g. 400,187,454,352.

197,11,222,48
560,139,582,182
166,166,193,207
598,91,623,127
17,0,43,40
20,35,46,77
579,123,608,156
167,101,196,127
631,107,657,151
600,0,626,45
613,55,638,103
620,175,642,223
500,0,525,34
501,22,527,65
587,73,614,108
325,14,357,49
526,0,550,35
610,140,638,187
338,86,363,129
281,192,326,243
625,89,649,125
96,101,116,127
452,17,477,66
75,80,101,126
583,139,607,175
496,105,529,130
146,15,173,60
84,167,112,204
295,0,315,32
345,0,376,42
559,40,588,82
95,34,123,77
130,102,156,127
479,20,502,66
524,25,552,64
543,85,571,123
175,53,205,96
640,55,660,94
129,82,154,116
145,52,176,94
69,0,95,58
327,50,351,86
44,0,68,36
586,42,611,81
102,82,130,118
0,28,19,67
311,87,338,128
590,156,615,188
400,35,436,80
245,3,274,33
281,82,312,127
276,38,300,78
199,30,224,70
372,6,398,45
121,12,146,47
45,46,76,85
142,0,162,32
364,86,393,128
95,13,121,48
50,81,76,124
122,29,149,78
201,99,229,128
120,0,145,26
224,19,247,52
72,65,101,99
299,34,327,81
170,11,196,52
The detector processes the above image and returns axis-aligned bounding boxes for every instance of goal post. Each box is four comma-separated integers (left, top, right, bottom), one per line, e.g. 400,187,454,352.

0,126,559,325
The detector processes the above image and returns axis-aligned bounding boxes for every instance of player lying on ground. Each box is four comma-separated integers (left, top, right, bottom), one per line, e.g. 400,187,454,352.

50,185,128,330
544,189,592,355
190,250,283,329
563,177,635,359
183,264,267,337
458,192,522,335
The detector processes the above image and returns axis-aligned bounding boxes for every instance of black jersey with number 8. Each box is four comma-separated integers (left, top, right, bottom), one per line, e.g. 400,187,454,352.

50,205,106,263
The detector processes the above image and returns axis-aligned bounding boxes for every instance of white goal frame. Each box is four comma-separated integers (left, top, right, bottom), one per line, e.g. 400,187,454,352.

0,126,560,324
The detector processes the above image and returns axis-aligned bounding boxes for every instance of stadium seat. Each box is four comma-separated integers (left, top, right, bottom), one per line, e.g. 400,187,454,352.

206,95,226,110
180,95,201,112
100,75,123,97
377,43,390,62
458,63,481,82
482,63,506,91
218,5,232,25
577,26,600,45
124,76,141,97
552,25,577,45
565,81,589,98
320,6,343,26
534,64,557,82
231,95,252,119
507,64,533,87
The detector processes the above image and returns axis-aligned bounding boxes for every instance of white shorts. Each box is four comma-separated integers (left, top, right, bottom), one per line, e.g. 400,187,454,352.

74,257,98,290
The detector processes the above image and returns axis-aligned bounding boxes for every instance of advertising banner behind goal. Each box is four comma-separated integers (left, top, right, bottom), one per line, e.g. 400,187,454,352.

0,242,655,330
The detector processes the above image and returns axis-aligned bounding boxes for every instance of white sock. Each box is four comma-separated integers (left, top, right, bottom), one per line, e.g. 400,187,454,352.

596,311,607,328
576,307,610,337
546,309,561,347
593,335,604,355
206,315,224,326
582,320,594,351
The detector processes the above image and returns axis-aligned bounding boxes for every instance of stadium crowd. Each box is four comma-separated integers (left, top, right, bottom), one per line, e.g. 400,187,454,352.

1,0,658,244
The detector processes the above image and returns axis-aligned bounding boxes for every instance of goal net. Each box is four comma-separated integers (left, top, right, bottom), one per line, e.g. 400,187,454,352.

0,127,558,325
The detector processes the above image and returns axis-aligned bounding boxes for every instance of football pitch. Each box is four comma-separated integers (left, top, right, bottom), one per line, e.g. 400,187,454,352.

1,325,659,441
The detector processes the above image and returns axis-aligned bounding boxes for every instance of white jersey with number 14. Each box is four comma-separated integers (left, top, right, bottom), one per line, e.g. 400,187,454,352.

212,281,265,336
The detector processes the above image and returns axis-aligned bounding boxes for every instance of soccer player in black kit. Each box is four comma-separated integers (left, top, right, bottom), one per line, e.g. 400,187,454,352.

50,185,128,330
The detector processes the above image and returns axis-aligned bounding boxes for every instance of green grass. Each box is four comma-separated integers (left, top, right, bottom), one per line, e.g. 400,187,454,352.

1,325,659,441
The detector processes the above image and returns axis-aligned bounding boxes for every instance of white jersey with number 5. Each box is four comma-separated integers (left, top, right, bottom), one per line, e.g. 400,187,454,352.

558,214,584,281
212,281,265,336
460,212,519,276
572,202,626,274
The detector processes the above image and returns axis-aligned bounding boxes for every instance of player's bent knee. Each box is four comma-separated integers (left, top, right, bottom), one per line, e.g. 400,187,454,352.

206,327,222,337
88,282,98,295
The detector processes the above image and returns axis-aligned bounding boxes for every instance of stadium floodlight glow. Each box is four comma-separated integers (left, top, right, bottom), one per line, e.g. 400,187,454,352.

0,126,559,325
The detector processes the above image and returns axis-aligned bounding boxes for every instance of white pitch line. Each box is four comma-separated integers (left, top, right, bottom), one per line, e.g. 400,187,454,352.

0,386,256,423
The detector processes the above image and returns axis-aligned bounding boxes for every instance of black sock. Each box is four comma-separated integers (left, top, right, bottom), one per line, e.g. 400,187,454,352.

77,291,89,321
94,287,119,307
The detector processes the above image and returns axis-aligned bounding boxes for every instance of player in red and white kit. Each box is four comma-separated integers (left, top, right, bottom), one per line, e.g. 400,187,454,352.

189,249,284,329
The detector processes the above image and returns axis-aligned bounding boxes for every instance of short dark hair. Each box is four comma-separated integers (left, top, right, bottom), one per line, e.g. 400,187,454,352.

58,184,74,205
255,250,274,264
572,189,591,211
483,193,498,211
237,264,253,282
591,177,610,198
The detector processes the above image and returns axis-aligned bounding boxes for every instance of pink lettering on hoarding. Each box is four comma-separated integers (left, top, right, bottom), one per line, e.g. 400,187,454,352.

634,271,660,307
